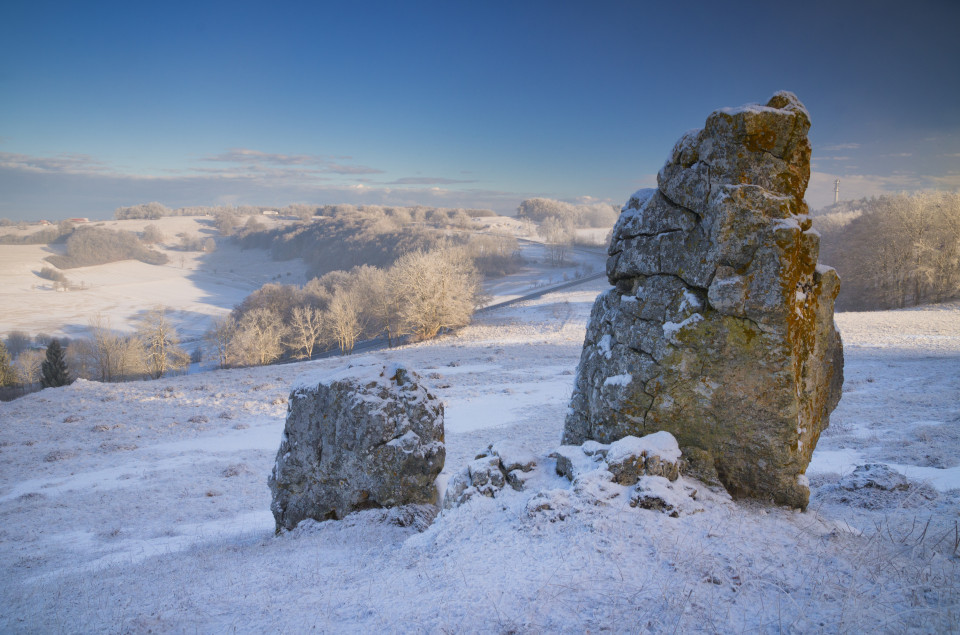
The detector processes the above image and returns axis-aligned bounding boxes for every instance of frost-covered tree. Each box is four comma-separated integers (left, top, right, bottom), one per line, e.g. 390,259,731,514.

352,265,402,345
14,349,44,388
817,191,960,310
205,316,237,369
138,307,189,379
141,224,165,244
394,249,479,340
40,339,71,388
86,314,146,382
325,290,363,354
286,305,324,359
4,331,32,358
538,216,577,267
232,308,287,366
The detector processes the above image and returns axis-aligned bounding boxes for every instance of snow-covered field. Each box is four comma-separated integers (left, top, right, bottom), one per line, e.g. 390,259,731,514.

1,281,958,633
0,216,309,342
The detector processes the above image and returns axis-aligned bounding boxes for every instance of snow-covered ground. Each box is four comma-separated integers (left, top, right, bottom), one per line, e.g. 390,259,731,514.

1,282,958,632
0,216,308,342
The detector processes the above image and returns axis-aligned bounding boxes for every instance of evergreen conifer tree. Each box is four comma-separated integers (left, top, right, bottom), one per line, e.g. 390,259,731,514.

40,339,71,388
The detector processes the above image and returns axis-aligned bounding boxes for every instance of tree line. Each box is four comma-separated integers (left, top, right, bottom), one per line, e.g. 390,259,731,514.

225,204,520,279
517,198,618,267
0,308,193,396
115,201,498,222
2,244,483,392
0,337,72,399
206,248,481,368
814,191,960,310
0,220,76,245
45,226,168,269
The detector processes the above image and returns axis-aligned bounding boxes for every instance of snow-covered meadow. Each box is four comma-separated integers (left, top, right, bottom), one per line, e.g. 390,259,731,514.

1,279,958,632
0,216,309,342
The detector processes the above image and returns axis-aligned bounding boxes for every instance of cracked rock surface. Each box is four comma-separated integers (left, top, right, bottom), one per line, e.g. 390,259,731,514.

269,363,445,531
563,92,843,510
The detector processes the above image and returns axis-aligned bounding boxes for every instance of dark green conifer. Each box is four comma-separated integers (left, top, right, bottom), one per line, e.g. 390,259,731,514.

40,339,71,388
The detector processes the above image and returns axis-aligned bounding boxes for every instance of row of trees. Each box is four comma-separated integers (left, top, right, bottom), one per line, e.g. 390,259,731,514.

66,310,192,382
3,308,195,392
0,338,72,396
229,205,519,279
115,202,271,220
815,191,960,310
0,220,76,245
206,248,481,368
517,198,618,228
517,198,619,267
115,201,498,223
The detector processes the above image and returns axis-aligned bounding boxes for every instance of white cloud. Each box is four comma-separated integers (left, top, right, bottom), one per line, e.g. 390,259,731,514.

387,176,478,185
201,148,383,175
0,151,111,175
818,143,861,152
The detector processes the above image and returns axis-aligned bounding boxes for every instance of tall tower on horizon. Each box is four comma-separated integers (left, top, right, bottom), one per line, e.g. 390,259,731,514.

834,178,840,205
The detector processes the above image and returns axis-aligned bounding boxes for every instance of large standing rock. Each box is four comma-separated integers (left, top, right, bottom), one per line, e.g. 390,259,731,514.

269,363,445,532
563,92,843,509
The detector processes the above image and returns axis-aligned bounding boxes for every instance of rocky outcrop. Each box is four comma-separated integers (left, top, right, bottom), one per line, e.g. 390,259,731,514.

551,432,705,517
269,363,445,532
443,440,537,509
563,92,843,510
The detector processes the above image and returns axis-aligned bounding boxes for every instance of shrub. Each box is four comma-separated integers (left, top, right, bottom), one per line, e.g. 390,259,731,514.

45,227,168,269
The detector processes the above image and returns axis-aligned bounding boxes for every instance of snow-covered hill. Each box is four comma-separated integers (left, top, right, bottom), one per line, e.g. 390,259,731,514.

1,281,958,632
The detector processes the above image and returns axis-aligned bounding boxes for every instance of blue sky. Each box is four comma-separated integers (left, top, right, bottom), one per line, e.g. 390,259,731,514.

2,0,958,219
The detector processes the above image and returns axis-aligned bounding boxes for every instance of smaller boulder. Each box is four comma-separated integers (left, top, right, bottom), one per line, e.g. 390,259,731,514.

269,363,445,532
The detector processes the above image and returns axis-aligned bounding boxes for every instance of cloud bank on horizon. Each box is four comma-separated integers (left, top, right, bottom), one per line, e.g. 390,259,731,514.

1,1,957,220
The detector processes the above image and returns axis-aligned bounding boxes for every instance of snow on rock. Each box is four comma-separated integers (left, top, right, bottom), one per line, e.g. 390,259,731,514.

606,431,681,483
443,440,538,509
839,463,909,492
269,363,445,531
630,475,707,517
553,432,700,515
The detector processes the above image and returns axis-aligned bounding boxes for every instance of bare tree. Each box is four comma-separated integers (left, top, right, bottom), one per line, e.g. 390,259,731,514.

65,338,95,381
4,330,32,358
325,289,363,354
538,216,576,267
232,308,287,366
286,305,324,359
87,314,146,382
13,349,44,388
138,306,189,379
205,316,237,369
352,265,402,345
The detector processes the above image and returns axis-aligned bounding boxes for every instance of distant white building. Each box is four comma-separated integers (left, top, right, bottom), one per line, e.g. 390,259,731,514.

261,210,279,216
